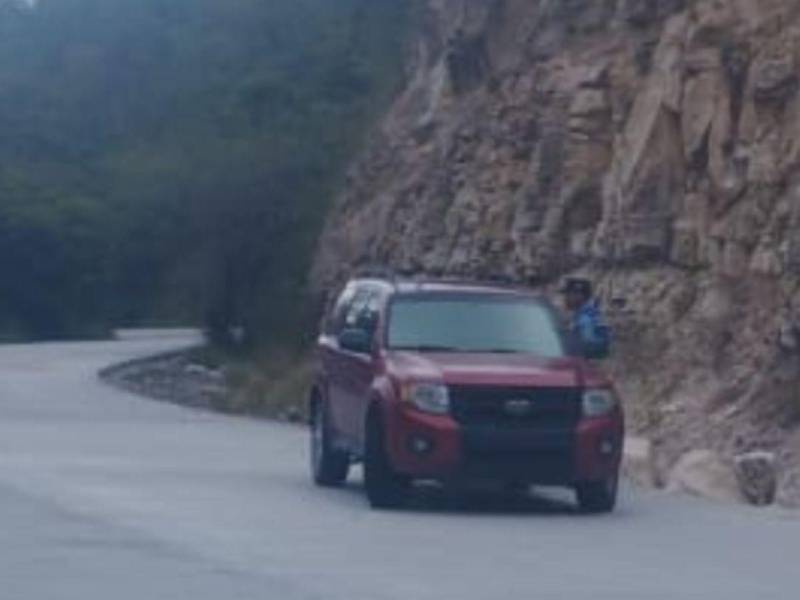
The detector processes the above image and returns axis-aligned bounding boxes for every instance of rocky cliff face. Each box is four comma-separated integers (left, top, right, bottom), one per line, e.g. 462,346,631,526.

313,0,800,505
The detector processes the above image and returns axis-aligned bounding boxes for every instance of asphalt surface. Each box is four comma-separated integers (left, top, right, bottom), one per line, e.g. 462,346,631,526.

1,332,798,600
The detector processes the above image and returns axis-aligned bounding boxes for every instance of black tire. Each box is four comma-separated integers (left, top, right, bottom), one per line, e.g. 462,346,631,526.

575,474,619,514
310,397,350,487
363,411,409,509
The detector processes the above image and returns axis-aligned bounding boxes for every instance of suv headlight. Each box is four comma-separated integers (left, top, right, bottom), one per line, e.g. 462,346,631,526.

582,389,618,418
402,383,450,415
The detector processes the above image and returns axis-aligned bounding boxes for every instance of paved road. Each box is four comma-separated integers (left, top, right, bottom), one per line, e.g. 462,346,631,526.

1,333,798,600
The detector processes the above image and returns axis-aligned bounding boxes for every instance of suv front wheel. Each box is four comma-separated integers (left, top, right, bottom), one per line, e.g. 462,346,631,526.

364,411,409,509
575,474,618,514
311,397,350,487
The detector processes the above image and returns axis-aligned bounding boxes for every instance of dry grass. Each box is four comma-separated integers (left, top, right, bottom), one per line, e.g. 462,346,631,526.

222,350,314,422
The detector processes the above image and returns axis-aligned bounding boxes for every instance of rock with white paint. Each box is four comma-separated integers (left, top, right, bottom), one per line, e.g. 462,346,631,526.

623,436,657,488
667,450,744,504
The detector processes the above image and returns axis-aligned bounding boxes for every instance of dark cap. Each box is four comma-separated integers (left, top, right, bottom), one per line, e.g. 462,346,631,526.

559,277,593,298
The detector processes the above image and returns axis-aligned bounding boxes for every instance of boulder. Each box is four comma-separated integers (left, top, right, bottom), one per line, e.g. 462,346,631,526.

734,451,778,506
623,436,658,487
777,469,800,509
184,363,210,376
206,368,226,384
666,449,744,503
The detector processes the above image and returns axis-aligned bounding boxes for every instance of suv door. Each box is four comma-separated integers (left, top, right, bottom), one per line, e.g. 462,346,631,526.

337,286,382,445
318,283,358,441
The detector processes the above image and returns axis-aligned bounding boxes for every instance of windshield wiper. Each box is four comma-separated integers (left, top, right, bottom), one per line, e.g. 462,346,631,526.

452,348,524,355
391,346,524,354
391,345,462,353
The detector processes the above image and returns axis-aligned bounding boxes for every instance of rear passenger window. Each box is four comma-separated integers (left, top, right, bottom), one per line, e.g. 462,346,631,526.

359,293,382,335
344,290,371,329
345,289,381,335
326,285,357,335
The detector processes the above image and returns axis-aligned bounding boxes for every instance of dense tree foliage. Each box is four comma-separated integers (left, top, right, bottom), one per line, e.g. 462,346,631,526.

0,0,408,343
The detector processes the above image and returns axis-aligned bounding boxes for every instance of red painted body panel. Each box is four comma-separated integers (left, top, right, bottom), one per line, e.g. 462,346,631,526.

384,351,589,388
385,403,462,476
574,410,625,481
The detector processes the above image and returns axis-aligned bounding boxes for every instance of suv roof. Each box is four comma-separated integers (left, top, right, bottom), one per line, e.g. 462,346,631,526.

350,271,540,299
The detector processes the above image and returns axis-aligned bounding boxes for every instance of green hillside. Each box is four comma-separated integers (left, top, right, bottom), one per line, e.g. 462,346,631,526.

0,0,408,343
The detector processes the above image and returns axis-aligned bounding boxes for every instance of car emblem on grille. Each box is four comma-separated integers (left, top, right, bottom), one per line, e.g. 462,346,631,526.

503,399,533,417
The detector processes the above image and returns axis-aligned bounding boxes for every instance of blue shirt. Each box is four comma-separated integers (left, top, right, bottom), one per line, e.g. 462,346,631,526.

573,300,610,356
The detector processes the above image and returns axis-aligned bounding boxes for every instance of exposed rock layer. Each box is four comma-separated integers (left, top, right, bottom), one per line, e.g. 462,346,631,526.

313,0,800,505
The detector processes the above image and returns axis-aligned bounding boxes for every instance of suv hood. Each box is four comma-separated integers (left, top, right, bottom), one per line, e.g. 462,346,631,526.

385,351,603,388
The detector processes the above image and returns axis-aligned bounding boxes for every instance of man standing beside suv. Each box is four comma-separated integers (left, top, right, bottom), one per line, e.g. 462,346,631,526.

560,277,611,360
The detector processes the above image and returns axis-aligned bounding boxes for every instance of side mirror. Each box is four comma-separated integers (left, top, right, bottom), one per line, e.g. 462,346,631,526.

338,328,373,355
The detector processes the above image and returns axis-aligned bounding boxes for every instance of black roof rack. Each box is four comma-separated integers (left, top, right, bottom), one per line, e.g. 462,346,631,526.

414,275,530,289
352,266,537,291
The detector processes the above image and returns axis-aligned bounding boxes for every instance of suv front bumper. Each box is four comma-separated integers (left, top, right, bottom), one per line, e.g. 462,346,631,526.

385,404,623,484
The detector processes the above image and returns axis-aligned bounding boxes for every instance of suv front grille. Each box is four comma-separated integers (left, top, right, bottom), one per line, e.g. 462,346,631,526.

449,386,582,428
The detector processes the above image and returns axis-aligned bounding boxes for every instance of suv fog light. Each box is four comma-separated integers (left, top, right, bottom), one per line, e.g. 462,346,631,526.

408,435,434,455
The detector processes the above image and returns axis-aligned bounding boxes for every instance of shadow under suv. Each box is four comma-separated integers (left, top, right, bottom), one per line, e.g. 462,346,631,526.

309,276,624,512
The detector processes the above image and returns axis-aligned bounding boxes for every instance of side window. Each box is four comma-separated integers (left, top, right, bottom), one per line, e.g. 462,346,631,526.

344,289,371,330
359,293,382,335
345,289,381,335
325,284,357,335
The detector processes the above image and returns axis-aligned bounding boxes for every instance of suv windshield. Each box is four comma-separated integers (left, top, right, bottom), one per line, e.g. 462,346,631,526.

387,295,565,357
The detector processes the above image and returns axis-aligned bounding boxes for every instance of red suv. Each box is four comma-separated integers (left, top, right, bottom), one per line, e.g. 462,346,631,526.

309,275,624,512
